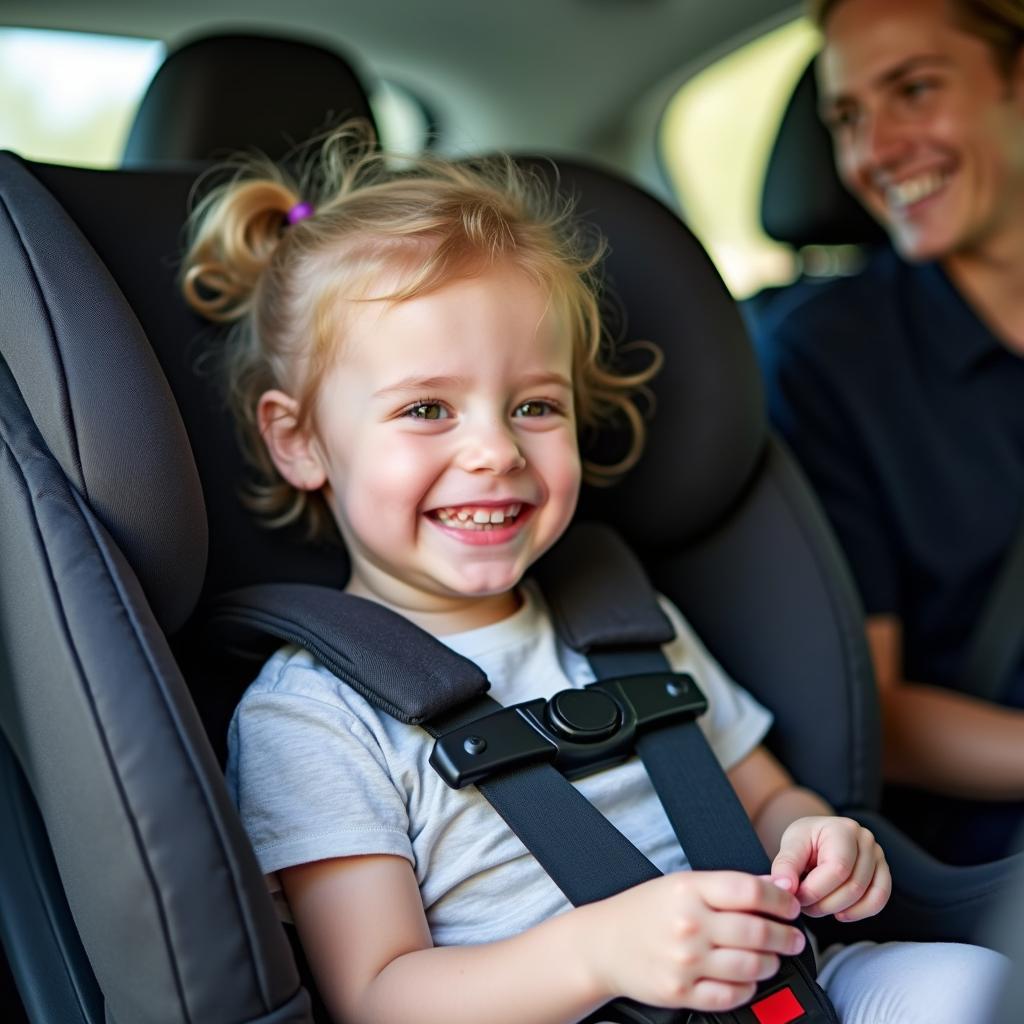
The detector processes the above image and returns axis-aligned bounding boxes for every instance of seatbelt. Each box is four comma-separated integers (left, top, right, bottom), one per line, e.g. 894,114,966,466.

208,522,835,1023
959,505,1024,703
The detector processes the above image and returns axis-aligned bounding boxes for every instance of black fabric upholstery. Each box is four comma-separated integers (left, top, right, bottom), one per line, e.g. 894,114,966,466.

524,160,767,547
0,153,205,634
0,354,309,1023
123,33,376,168
761,60,885,249
27,159,351,601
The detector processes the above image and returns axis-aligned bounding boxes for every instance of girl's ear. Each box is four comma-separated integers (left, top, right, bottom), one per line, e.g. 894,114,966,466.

257,390,328,491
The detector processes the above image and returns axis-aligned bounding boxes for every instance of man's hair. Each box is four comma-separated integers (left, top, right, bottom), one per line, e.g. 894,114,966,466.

809,0,1024,74
182,123,659,541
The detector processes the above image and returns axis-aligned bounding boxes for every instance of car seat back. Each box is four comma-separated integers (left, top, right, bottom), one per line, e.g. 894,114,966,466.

0,153,313,1023
123,32,377,168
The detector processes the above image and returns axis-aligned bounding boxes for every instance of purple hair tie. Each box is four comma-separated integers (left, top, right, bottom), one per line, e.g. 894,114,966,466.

286,201,315,225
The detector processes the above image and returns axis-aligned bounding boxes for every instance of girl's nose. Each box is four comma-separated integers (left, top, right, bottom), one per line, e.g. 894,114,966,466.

457,422,527,475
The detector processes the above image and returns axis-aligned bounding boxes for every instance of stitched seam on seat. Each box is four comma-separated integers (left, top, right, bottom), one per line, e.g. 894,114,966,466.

0,189,86,496
69,488,278,1014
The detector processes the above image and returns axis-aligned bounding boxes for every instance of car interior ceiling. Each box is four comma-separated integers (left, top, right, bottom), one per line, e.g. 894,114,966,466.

1,20,1022,1024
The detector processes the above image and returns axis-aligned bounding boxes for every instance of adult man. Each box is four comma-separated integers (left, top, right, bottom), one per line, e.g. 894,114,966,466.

761,0,1024,862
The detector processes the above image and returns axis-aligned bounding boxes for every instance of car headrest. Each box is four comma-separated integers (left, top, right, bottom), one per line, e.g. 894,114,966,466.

535,159,766,551
122,33,377,168
761,59,885,249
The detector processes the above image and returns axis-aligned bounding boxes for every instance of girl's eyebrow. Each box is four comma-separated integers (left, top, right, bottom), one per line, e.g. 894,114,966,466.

374,375,467,397
374,371,572,397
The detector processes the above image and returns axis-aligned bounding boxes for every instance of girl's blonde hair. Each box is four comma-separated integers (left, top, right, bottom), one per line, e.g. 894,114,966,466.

182,123,661,541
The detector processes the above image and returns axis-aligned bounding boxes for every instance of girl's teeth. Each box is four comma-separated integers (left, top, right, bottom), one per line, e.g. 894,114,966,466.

434,504,522,529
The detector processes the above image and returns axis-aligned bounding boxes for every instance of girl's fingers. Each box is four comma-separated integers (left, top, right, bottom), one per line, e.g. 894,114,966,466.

706,911,806,956
795,822,874,909
701,948,782,985
834,854,892,922
686,978,758,1014
803,841,890,919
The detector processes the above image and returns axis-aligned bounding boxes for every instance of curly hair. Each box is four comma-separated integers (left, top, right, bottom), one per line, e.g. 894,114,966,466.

182,123,660,541
809,0,1024,75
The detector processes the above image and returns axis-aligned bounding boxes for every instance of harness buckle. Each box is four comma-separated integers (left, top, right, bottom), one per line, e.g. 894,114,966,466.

430,672,708,788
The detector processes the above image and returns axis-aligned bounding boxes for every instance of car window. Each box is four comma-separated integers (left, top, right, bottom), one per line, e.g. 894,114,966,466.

660,18,821,299
0,27,166,168
0,26,430,168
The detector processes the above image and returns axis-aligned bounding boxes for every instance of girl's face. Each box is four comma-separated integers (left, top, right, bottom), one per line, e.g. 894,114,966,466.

819,0,1024,264
266,262,581,633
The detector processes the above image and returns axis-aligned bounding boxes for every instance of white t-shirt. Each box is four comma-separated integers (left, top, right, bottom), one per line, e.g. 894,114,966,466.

226,581,772,946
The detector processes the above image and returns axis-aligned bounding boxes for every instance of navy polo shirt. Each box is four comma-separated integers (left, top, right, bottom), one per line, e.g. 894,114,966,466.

757,247,1024,706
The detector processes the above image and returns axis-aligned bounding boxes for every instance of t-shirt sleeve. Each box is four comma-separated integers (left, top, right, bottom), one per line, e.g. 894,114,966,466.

657,598,773,770
761,312,900,616
227,652,414,880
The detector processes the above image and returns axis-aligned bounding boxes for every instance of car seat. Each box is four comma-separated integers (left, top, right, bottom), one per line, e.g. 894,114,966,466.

122,31,377,168
743,58,887,346
1,143,1019,1024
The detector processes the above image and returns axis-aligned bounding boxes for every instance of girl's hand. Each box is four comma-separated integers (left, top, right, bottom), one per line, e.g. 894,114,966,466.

770,816,891,922
581,870,806,1012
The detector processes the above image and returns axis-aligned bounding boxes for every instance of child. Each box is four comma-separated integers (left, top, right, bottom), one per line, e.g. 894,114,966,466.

183,127,1006,1024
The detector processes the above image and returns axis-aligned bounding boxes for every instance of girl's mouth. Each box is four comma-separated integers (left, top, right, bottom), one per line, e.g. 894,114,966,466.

430,502,524,531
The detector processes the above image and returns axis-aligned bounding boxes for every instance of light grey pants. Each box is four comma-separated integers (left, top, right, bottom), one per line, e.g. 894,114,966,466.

818,940,1009,1023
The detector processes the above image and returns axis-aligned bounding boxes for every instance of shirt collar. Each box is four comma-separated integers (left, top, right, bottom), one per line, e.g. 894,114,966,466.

904,259,1006,376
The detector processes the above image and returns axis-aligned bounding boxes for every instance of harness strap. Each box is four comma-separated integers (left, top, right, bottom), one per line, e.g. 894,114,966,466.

425,694,663,907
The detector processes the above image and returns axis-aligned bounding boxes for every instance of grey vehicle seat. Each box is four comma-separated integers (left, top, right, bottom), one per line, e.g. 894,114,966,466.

0,143,1020,1024
122,31,377,168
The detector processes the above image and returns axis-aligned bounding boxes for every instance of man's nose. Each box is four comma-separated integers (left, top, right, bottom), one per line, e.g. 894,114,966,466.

850,109,910,180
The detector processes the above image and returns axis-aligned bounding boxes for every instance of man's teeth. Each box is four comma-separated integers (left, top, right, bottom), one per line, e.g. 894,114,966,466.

886,171,947,209
434,504,522,529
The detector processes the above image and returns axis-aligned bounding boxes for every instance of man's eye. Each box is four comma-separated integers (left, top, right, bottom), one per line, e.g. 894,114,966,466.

405,401,449,420
901,78,936,101
824,107,858,133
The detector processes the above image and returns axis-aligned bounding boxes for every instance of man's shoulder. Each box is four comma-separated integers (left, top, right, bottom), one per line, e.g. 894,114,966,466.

757,247,908,381
777,248,901,337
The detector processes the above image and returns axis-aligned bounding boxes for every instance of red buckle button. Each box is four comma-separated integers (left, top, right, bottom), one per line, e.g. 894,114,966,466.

751,986,805,1024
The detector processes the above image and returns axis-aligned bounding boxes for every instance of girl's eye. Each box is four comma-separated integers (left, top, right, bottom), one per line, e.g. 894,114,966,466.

513,400,554,418
405,401,450,420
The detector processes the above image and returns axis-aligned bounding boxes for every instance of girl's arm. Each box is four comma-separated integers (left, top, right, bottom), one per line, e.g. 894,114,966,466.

281,852,804,1024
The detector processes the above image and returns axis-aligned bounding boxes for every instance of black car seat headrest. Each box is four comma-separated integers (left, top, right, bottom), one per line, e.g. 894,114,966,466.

122,32,377,168
541,160,766,548
761,60,885,249
0,154,207,633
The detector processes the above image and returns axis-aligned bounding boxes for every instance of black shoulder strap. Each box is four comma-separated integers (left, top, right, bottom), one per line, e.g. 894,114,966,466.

535,523,772,875
960,507,1024,702
208,583,487,724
